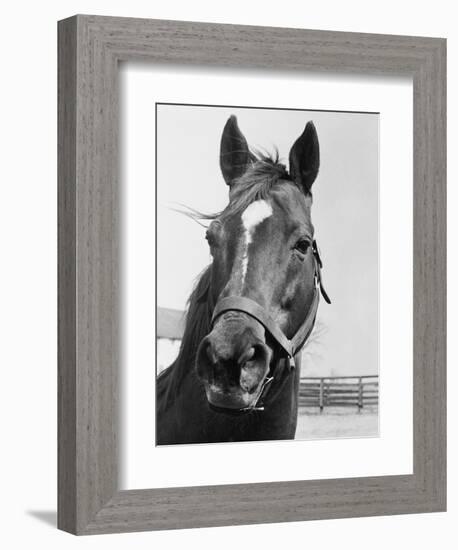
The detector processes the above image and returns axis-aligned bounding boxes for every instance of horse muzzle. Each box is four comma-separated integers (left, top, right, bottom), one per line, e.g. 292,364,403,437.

195,313,272,411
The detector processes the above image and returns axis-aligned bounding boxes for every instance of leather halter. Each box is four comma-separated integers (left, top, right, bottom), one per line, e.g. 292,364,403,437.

209,240,330,413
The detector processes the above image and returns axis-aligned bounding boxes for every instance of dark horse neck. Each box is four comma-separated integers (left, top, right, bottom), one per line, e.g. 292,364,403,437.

156,353,301,445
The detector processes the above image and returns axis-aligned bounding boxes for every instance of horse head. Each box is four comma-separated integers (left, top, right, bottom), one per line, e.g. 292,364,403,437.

196,115,328,412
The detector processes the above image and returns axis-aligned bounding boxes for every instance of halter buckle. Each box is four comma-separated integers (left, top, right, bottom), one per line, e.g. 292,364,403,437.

312,240,323,268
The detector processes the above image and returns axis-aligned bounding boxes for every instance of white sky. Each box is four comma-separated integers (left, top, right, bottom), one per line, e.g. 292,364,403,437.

157,105,379,376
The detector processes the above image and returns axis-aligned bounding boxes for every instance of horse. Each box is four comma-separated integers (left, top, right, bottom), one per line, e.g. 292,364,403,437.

156,115,330,445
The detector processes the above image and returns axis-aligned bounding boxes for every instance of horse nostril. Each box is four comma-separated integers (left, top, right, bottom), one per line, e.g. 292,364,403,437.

239,343,270,393
205,340,216,365
196,336,216,381
239,346,255,365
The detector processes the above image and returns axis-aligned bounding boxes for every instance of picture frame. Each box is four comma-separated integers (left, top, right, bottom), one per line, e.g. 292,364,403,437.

58,14,446,535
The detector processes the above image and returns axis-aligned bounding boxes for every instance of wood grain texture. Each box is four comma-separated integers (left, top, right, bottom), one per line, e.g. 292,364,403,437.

57,17,77,533
57,14,446,535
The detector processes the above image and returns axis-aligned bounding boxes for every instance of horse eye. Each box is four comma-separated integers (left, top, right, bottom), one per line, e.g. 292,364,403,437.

294,239,311,255
205,230,216,247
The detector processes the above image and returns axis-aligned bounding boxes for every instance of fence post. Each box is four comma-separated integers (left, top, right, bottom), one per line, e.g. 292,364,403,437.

319,378,324,413
358,377,363,413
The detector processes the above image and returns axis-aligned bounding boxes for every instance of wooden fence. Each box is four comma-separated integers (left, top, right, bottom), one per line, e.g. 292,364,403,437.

299,375,378,412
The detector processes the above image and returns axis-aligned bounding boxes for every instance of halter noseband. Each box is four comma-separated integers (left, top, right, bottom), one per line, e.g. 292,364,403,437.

209,240,331,413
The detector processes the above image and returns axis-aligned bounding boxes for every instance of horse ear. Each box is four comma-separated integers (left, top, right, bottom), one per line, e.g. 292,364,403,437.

289,121,320,194
220,115,253,186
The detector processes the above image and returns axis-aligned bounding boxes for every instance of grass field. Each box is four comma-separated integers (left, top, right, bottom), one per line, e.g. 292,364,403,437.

295,407,379,440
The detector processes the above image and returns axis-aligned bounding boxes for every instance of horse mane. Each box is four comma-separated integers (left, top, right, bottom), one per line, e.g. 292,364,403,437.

225,151,294,218
183,151,297,225
161,265,214,400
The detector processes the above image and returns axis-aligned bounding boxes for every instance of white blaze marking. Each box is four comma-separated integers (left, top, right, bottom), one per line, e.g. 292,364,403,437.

240,200,273,284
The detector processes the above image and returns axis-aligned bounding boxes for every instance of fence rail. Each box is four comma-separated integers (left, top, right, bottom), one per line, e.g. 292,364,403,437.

299,375,378,412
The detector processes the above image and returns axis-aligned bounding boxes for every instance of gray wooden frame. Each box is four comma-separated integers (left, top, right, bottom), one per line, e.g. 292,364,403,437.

58,14,446,535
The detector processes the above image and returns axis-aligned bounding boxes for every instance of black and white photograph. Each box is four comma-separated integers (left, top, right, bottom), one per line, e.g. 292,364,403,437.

1,0,450,545
155,104,379,445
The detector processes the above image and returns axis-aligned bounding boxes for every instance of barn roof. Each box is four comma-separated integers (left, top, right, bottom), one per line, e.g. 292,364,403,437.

157,307,185,340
